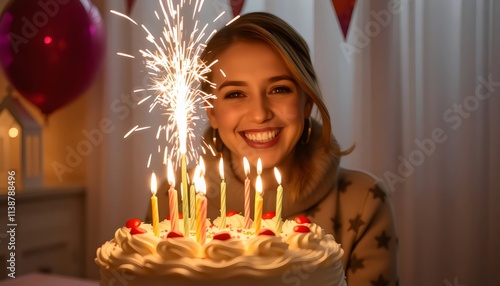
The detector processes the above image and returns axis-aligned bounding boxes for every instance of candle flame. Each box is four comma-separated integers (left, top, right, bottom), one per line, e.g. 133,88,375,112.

219,156,225,180
243,157,250,176
151,172,158,195
274,167,281,185
256,174,263,195
199,156,206,177
195,158,206,195
257,158,262,175
167,157,175,186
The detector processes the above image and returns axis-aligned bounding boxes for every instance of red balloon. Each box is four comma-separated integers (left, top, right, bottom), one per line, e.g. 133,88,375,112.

0,0,105,115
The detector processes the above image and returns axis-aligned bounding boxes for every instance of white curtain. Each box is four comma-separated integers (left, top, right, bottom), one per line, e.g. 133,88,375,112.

86,0,500,284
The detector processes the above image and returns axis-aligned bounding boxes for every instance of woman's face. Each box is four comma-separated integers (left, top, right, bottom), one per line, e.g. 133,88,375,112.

206,41,312,170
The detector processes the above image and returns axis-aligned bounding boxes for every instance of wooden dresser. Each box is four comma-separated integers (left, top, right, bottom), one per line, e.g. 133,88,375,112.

0,185,85,279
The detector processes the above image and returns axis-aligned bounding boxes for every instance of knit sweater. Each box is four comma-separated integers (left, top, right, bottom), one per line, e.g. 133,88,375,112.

155,128,398,285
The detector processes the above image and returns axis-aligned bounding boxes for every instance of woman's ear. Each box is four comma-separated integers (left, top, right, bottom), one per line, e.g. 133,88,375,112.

205,104,218,129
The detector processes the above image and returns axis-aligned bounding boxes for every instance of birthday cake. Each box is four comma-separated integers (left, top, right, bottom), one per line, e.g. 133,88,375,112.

95,213,347,286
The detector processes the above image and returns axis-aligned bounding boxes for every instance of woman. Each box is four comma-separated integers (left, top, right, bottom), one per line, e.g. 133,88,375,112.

159,12,398,285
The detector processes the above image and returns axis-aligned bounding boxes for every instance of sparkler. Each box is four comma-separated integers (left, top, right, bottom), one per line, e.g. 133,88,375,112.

112,1,223,232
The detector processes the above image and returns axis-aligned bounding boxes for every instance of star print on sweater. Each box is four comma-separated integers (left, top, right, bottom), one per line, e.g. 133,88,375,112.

371,274,390,286
369,184,387,202
375,230,391,249
338,177,352,193
348,214,366,233
348,254,365,273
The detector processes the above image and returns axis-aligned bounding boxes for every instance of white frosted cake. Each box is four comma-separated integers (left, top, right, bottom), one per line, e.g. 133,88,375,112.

95,212,346,286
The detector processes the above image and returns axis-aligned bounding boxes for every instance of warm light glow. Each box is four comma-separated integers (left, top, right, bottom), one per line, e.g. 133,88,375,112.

114,0,222,167
274,167,281,185
219,156,225,180
150,172,157,195
199,157,206,177
256,174,263,195
8,127,19,138
167,157,175,186
44,36,52,44
243,157,250,176
257,158,262,175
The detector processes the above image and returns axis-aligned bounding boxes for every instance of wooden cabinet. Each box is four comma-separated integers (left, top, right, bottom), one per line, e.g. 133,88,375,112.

0,186,85,279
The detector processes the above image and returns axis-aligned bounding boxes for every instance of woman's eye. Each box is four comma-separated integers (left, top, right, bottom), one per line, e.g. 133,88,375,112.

270,86,292,94
224,91,244,99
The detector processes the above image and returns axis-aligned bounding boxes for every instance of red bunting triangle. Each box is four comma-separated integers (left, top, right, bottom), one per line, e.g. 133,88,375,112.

230,0,245,17
332,0,357,39
126,0,136,16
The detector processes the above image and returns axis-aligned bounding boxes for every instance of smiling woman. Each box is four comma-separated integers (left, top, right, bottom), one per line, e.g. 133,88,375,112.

156,11,399,285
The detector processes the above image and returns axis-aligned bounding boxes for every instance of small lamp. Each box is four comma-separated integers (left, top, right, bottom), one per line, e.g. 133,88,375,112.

0,86,43,191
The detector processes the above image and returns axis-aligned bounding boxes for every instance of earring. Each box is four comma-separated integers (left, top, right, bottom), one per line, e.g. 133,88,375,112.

212,128,223,153
301,117,312,145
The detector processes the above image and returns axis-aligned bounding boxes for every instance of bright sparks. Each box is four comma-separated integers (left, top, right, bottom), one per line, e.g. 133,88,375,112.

113,0,221,167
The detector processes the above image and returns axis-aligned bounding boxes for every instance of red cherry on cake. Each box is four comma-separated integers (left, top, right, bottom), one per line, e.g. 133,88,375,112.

126,218,141,229
130,227,147,235
258,229,276,236
294,216,311,224
262,211,275,219
293,225,311,233
226,210,239,217
166,231,184,238
213,232,231,240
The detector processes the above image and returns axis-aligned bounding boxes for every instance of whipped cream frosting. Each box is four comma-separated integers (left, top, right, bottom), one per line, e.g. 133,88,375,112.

96,215,346,283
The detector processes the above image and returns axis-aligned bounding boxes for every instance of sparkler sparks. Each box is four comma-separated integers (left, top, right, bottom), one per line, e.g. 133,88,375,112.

113,0,222,167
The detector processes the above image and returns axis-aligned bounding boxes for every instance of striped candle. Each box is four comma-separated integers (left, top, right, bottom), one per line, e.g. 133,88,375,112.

243,157,251,228
274,167,283,232
219,156,227,228
167,158,179,233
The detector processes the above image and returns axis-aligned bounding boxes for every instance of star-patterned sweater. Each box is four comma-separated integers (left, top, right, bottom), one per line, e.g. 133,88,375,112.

154,126,398,285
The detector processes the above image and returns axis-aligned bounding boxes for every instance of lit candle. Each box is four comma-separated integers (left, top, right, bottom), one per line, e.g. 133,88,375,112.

274,167,283,232
150,172,159,237
254,158,262,223
189,168,198,231
219,156,227,228
243,157,251,228
181,153,189,236
167,158,179,233
254,171,263,233
195,158,207,245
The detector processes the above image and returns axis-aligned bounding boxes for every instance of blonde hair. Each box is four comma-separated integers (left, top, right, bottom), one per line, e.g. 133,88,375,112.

201,12,351,197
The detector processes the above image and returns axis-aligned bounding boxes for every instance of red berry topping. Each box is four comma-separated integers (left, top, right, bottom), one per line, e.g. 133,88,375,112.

262,211,276,219
130,227,147,235
213,232,231,240
167,231,184,238
293,225,311,233
226,210,239,217
258,229,276,236
126,218,141,228
294,216,311,224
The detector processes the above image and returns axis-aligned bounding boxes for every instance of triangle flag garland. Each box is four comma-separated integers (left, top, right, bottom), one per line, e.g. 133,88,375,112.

230,0,245,17
332,0,357,39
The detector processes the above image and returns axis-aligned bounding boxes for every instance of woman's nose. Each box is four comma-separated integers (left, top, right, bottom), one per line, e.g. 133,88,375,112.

248,95,272,123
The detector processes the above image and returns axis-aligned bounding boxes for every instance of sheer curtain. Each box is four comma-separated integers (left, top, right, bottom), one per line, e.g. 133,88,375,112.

87,0,500,284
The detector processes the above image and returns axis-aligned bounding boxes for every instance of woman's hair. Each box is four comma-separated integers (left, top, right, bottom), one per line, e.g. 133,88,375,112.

201,12,334,147
200,13,351,196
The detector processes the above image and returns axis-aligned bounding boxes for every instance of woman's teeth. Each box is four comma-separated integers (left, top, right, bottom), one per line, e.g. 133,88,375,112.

245,130,279,142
